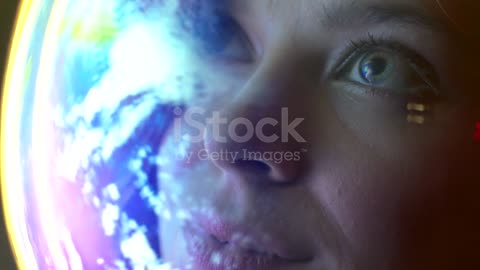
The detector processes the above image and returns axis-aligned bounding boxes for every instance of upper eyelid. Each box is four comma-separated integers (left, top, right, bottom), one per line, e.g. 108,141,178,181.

334,38,431,75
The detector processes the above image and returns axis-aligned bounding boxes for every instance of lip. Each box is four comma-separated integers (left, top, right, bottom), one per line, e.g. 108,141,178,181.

182,214,312,270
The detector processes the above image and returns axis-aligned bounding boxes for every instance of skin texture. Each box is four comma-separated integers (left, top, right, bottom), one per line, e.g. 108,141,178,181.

156,0,480,269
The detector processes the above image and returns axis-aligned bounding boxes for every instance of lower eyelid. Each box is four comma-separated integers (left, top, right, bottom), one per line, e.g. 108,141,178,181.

333,81,396,100
328,82,417,119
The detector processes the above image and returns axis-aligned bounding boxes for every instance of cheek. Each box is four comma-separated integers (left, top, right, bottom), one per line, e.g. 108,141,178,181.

308,144,456,267
157,129,227,215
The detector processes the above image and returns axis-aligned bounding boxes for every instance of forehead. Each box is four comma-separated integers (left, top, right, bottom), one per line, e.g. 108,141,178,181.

234,0,443,21
227,0,455,40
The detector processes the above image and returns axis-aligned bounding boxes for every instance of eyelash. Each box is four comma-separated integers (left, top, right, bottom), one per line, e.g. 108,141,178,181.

335,33,440,98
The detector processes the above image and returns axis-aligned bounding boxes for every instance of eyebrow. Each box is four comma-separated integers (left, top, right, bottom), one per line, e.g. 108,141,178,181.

316,2,453,34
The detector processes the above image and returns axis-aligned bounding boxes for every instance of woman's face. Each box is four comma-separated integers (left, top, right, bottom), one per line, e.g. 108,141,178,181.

155,0,480,269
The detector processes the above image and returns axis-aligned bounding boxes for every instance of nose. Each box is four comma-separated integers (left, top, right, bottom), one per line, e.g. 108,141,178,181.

203,55,312,184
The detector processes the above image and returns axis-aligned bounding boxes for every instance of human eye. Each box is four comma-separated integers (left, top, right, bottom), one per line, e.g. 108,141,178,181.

185,8,254,63
333,35,440,100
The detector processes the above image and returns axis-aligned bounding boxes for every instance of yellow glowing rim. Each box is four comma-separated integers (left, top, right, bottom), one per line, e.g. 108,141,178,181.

2,1,121,268
2,1,41,269
2,0,34,268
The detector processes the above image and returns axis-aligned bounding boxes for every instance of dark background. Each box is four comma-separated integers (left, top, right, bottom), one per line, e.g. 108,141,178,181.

1,0,21,269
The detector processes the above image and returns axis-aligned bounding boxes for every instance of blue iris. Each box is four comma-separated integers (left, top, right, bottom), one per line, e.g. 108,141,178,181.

359,52,395,85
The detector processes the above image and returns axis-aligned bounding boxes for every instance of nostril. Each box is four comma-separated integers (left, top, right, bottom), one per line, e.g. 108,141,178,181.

233,159,272,175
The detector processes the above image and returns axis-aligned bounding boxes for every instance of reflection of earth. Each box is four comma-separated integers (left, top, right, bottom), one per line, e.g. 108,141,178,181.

2,0,219,269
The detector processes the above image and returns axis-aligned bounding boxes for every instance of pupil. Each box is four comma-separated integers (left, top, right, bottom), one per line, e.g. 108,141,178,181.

361,56,388,81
